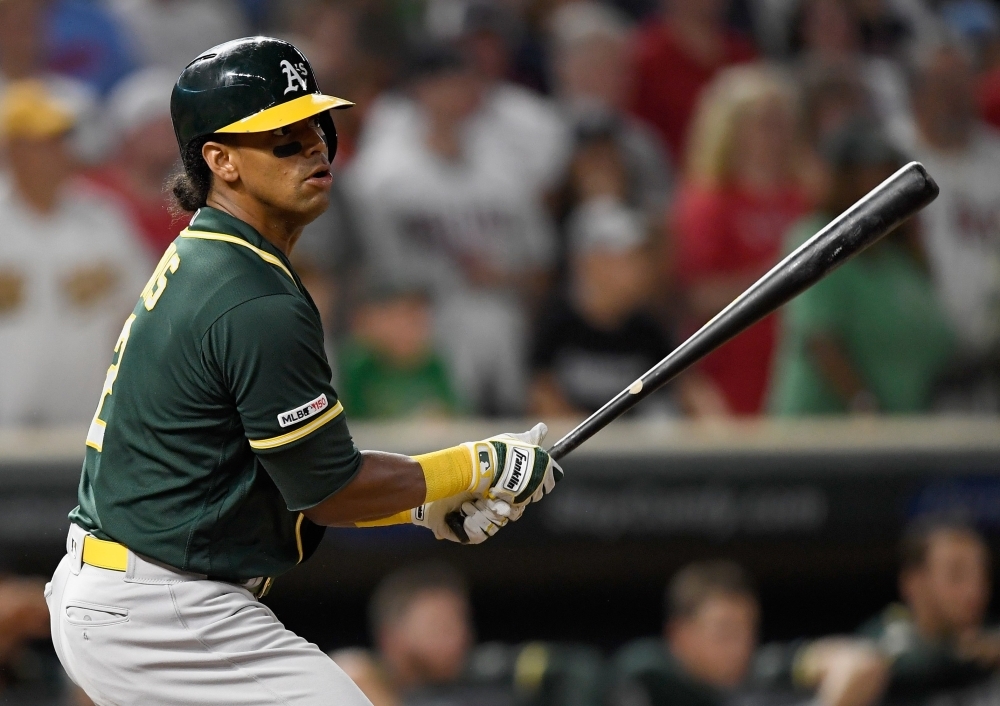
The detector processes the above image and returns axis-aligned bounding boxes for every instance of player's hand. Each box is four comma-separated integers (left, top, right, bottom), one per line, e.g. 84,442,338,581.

470,422,563,508
413,493,511,544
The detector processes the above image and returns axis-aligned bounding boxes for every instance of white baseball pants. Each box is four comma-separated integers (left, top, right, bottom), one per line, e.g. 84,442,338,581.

46,524,371,706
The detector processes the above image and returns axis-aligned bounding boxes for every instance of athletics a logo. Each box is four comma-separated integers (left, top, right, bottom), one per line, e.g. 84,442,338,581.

280,60,308,94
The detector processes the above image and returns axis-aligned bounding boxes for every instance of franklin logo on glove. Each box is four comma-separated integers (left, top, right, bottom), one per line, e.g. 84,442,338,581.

503,447,532,493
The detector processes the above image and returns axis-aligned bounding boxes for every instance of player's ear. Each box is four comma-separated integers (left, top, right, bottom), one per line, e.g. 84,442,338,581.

202,140,240,184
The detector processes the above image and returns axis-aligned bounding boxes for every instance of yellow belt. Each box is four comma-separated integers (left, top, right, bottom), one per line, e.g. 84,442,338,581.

80,534,274,598
82,534,129,571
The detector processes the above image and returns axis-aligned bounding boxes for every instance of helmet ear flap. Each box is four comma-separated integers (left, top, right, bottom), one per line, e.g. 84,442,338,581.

317,110,338,161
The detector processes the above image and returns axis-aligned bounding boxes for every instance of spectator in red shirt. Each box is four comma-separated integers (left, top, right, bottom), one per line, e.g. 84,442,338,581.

86,68,179,257
674,65,810,414
629,0,756,162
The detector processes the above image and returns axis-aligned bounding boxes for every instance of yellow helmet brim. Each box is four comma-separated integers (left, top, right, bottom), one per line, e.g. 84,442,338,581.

215,93,353,134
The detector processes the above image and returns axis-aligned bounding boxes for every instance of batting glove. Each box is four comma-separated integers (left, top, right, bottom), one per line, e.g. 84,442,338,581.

468,422,563,509
413,493,511,544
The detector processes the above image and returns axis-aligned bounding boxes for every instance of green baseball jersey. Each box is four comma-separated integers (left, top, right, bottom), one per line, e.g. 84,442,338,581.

859,604,996,699
69,207,362,581
610,639,722,706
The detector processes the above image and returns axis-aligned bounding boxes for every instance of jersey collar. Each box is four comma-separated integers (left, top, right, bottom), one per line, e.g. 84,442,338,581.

187,207,297,278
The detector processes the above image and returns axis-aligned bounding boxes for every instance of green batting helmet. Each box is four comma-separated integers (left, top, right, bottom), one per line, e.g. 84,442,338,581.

170,36,352,158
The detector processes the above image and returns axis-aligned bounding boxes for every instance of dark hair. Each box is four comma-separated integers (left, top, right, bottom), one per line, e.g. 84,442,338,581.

369,562,468,638
405,41,470,84
820,119,904,171
666,560,756,621
900,516,987,574
166,135,213,215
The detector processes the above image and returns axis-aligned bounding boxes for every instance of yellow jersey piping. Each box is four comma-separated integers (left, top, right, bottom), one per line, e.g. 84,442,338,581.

180,229,296,285
295,513,305,563
248,401,344,450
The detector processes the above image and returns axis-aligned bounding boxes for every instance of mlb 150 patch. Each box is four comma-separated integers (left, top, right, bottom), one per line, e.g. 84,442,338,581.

277,394,329,428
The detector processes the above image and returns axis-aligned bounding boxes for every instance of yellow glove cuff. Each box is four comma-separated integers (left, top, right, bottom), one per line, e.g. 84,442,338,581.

413,445,474,503
356,510,412,528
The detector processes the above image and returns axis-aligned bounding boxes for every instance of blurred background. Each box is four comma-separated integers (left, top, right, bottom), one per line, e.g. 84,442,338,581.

3,0,1000,704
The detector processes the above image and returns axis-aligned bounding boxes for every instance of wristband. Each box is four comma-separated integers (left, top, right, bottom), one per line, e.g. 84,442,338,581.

353,444,476,528
413,445,474,502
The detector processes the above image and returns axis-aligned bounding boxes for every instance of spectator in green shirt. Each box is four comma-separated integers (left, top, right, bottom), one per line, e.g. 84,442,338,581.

769,122,955,415
339,284,461,419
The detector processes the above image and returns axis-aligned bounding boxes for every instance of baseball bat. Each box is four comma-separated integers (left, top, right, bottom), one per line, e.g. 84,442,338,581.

447,161,938,542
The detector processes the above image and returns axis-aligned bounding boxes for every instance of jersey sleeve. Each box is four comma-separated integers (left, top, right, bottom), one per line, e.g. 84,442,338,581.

204,294,363,511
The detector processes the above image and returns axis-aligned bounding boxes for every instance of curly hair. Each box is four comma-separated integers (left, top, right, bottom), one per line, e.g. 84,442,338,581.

166,136,213,215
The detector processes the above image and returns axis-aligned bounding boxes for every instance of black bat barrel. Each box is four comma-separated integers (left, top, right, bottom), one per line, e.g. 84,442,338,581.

547,161,939,460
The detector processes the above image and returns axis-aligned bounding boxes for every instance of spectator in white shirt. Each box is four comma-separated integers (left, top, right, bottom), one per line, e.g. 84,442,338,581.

362,2,571,197
549,0,672,220
455,0,572,193
0,80,150,427
900,39,1000,410
348,45,556,415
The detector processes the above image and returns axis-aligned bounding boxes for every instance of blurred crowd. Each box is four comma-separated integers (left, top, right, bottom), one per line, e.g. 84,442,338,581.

318,518,1000,706
6,2,1000,704
5,514,1000,704
0,0,999,424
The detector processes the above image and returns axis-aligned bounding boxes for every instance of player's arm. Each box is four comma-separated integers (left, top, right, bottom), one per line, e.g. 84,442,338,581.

304,424,561,541
302,451,424,526
207,295,556,542
792,639,889,706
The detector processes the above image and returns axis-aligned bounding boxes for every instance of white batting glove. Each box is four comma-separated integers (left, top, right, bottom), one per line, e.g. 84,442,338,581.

477,423,563,508
412,493,509,544
435,423,561,544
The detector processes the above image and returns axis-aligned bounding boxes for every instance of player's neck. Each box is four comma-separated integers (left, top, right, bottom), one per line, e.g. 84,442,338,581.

205,191,303,257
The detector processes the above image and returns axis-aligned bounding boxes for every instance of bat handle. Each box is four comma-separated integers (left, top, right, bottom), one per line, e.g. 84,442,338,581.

445,510,470,544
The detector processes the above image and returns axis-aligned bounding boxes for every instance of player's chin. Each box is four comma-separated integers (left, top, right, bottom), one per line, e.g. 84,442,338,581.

293,189,331,221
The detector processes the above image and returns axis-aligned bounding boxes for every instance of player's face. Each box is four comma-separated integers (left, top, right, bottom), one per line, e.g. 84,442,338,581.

382,589,472,685
576,247,653,322
213,117,333,223
922,532,990,634
914,49,975,143
6,133,75,207
669,592,759,689
413,70,483,126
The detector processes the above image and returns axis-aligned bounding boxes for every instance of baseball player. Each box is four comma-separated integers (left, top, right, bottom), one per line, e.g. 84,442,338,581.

44,36,560,706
